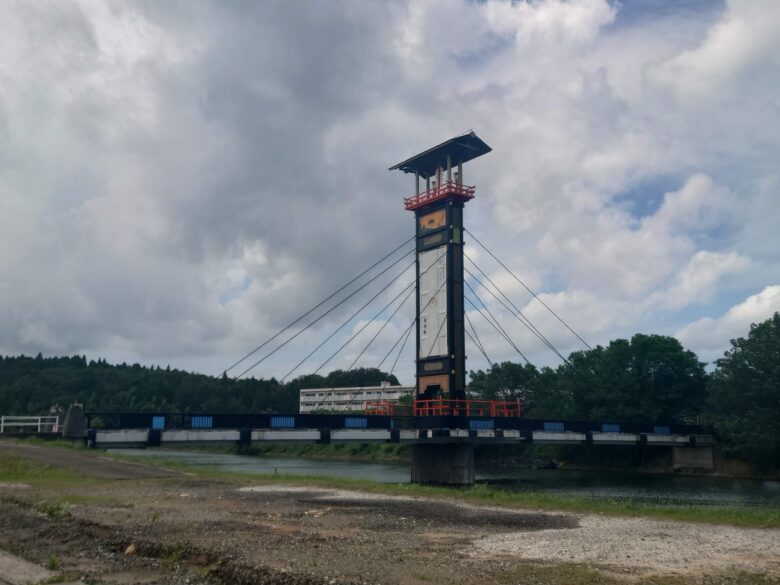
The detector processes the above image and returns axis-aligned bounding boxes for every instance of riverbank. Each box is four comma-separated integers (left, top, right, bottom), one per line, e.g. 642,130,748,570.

119,439,779,481
1,441,779,585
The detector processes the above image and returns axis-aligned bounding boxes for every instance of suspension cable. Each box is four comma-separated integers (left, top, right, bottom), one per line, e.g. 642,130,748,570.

311,247,448,410
387,319,414,386
343,286,415,376
465,255,562,353
377,316,415,372
465,311,492,368
234,250,414,379
464,292,530,364
465,228,592,350
341,287,415,405
312,313,416,412
464,325,529,401
297,245,444,386
223,235,415,375
304,281,415,381
464,262,571,366
465,279,527,358
278,260,415,382
465,328,493,370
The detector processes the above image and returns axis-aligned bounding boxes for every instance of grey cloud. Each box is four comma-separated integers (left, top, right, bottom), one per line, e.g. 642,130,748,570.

1,0,778,381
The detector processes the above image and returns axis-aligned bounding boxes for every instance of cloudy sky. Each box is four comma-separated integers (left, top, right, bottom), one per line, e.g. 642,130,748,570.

1,0,778,383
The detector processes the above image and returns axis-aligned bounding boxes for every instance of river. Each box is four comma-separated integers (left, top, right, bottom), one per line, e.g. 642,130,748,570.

113,448,780,509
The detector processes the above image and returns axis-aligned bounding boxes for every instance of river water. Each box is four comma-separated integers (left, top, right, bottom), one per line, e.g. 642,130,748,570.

114,448,780,508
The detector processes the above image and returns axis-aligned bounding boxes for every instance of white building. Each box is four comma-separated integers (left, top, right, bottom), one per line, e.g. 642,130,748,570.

299,383,414,413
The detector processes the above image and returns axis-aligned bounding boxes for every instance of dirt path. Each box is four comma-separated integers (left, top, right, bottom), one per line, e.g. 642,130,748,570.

0,441,179,479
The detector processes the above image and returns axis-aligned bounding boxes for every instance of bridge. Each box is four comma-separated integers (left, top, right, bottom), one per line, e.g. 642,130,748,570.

62,132,718,485
85,408,715,484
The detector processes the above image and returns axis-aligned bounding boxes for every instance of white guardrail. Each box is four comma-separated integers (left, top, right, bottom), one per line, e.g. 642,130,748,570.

0,415,60,434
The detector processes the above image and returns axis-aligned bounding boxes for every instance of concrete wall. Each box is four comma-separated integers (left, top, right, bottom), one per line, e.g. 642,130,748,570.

673,446,715,470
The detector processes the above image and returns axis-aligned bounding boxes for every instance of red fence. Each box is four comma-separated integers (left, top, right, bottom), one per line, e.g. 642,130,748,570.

365,399,521,418
403,181,476,210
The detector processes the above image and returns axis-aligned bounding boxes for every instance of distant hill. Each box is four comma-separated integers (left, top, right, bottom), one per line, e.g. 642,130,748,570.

0,354,399,415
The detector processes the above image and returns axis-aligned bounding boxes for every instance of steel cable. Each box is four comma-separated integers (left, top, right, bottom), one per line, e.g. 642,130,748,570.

223,235,414,376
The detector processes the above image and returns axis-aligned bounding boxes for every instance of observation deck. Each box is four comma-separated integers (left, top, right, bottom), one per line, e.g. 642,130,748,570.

403,180,475,211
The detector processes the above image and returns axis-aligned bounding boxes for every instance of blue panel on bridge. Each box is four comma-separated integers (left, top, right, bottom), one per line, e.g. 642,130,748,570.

602,423,620,433
654,426,671,435
192,416,213,429
345,417,368,429
543,421,565,432
271,416,295,428
469,419,494,430
152,416,165,430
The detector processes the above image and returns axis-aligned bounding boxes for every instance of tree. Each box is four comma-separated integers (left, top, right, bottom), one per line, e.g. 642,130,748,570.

557,334,706,423
707,313,780,471
469,362,571,418
323,368,399,388
470,362,538,401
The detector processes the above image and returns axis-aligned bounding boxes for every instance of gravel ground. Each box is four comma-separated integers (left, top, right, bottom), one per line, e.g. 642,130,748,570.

471,513,780,576
1,444,779,584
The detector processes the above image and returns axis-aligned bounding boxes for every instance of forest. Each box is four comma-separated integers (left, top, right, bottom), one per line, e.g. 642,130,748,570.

1,313,777,470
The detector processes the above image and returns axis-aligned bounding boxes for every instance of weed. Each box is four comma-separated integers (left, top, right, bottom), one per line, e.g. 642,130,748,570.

36,500,69,520
162,542,187,565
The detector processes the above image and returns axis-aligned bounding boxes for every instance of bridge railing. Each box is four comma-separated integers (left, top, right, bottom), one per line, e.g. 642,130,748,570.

0,415,60,434
413,398,522,418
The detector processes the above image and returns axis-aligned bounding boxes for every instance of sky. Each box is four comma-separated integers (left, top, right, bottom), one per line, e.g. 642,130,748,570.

1,0,779,384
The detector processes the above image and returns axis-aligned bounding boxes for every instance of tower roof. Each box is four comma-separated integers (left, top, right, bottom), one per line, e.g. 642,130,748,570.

389,131,491,178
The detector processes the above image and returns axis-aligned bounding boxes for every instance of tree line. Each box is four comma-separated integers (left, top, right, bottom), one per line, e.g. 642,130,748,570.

0,313,777,470
469,313,779,471
0,359,397,417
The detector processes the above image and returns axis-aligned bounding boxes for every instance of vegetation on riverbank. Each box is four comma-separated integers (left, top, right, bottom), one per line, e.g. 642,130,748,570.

0,452,81,485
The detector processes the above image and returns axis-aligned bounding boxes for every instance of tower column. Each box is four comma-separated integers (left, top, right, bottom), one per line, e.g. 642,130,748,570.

389,131,492,405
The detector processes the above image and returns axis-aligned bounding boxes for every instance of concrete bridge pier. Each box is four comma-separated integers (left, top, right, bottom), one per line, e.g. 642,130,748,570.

410,443,475,486
673,445,715,471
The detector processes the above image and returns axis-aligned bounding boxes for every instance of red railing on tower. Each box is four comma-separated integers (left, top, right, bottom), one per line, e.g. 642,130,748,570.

403,181,475,211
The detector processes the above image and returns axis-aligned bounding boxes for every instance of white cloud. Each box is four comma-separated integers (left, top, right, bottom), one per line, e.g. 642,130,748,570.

676,286,780,363
649,0,780,98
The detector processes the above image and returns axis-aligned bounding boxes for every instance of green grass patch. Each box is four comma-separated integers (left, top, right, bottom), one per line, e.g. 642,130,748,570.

34,499,70,519
14,436,87,450
0,453,81,484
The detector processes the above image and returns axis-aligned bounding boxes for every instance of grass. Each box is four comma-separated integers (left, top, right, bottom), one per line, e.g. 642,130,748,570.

0,453,81,485
14,436,87,450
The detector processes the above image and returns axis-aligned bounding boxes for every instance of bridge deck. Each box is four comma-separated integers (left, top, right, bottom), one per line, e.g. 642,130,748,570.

90,427,714,449
86,412,713,449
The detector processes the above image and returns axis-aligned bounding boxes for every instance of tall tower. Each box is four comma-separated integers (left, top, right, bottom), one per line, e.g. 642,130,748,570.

390,131,492,403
